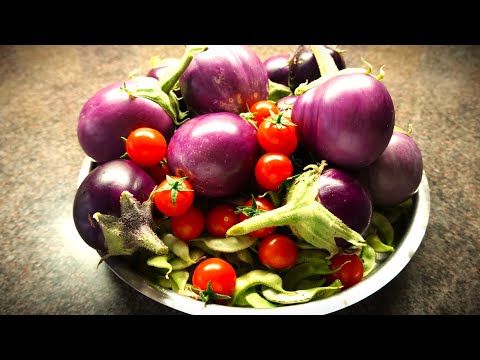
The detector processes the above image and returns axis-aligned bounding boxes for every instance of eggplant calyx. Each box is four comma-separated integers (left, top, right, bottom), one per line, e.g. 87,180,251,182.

93,191,169,266
226,161,366,256
120,46,207,125
267,79,293,103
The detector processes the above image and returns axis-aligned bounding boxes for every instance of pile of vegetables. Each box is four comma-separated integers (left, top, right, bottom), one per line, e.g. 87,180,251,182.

73,45,424,309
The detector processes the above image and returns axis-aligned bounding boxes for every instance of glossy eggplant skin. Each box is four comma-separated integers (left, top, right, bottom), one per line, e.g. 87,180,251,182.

167,112,259,198
318,168,372,236
276,95,297,112
264,54,290,87
73,159,156,251
179,45,269,115
77,76,175,164
288,45,346,92
355,131,424,208
291,73,395,169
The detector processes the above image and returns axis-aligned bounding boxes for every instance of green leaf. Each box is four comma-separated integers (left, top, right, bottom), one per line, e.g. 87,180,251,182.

190,235,256,253
232,270,294,305
371,211,394,246
360,244,376,277
261,279,342,304
236,287,278,309
366,232,395,253
282,261,333,291
147,255,173,277
170,248,206,270
267,79,293,103
170,270,190,292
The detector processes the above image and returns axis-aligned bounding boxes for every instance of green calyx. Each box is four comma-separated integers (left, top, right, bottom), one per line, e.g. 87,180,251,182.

93,191,169,267
121,45,208,125
151,175,193,205
294,46,387,96
194,281,232,304
227,161,366,256
235,194,267,218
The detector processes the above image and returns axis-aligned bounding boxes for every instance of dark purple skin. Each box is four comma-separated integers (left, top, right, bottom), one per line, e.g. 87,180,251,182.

318,168,373,236
264,54,290,87
167,112,259,198
288,45,346,92
77,76,175,164
355,131,424,208
276,95,297,112
73,159,156,251
291,73,395,169
179,45,269,115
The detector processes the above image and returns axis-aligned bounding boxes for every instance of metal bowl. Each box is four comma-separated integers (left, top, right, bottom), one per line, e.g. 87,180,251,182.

77,156,430,315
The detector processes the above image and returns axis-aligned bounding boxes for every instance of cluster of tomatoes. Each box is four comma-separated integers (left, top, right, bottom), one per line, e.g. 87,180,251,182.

123,100,363,302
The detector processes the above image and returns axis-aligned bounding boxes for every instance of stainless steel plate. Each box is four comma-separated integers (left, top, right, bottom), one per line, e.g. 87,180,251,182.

77,157,430,315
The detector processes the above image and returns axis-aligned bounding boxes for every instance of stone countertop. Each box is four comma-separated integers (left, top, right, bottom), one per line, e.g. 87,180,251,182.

0,45,478,315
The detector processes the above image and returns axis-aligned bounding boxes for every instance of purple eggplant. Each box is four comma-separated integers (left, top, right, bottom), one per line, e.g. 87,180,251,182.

167,112,259,198
288,45,346,92
276,95,297,112
264,54,290,87
318,168,372,237
73,159,157,251
77,46,207,164
77,76,175,164
179,45,269,115
292,72,395,169
355,131,424,208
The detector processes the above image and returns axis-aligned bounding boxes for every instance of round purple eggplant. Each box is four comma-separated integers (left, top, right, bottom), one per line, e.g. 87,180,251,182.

73,159,156,251
356,131,424,208
179,45,269,115
276,95,297,112
77,76,175,164
264,54,290,87
291,72,395,169
318,168,372,237
288,45,346,92
167,112,259,198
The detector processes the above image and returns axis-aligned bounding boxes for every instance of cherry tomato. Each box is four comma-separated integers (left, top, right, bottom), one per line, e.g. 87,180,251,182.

258,234,298,269
153,175,194,216
145,158,171,184
170,206,205,241
257,113,298,156
206,203,240,238
255,153,294,191
237,197,276,238
250,100,279,127
125,127,167,167
192,258,237,302
326,253,364,289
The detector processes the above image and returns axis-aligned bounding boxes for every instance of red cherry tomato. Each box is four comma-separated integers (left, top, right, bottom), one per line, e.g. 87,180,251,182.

192,258,237,302
153,175,194,216
258,234,298,269
170,206,205,241
237,197,276,238
255,153,294,191
326,253,364,289
206,203,240,238
257,114,298,156
145,158,171,184
125,127,167,167
250,100,279,127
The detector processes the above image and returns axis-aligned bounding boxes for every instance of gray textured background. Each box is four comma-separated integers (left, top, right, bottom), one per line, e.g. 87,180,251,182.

0,45,478,315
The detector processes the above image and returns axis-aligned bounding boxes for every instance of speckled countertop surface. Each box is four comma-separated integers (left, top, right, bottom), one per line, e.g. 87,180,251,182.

0,45,478,315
